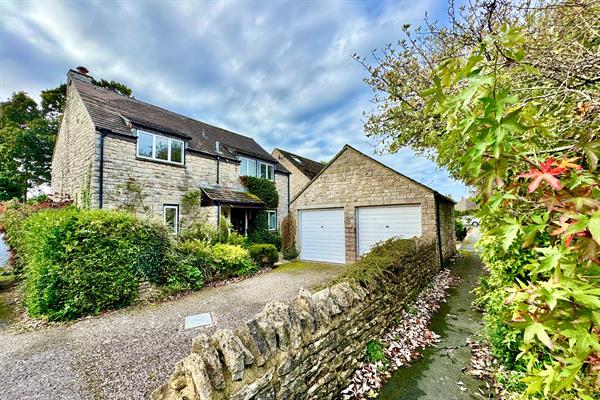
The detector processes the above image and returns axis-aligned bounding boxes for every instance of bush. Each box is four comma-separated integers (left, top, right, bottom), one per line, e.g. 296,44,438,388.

211,243,257,277
455,219,467,241
248,244,278,267
247,210,281,250
283,246,299,261
280,214,298,260
18,208,171,320
179,220,219,243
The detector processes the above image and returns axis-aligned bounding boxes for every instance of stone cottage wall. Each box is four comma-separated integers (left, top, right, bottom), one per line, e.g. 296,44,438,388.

153,238,440,400
291,147,437,263
272,149,311,199
274,172,289,229
51,80,98,205
438,200,457,262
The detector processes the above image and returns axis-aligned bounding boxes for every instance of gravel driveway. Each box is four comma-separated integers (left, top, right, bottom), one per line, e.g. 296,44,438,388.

0,262,345,399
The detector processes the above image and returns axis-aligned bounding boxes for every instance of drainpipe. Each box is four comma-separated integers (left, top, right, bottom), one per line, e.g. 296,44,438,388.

287,174,290,212
216,201,221,226
98,128,108,209
215,141,220,184
434,196,444,268
216,156,220,184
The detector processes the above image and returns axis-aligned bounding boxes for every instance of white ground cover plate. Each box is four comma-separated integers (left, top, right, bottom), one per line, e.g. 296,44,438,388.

184,313,213,330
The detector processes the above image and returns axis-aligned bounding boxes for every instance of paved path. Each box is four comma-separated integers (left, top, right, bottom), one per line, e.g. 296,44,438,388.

378,231,489,399
0,262,345,400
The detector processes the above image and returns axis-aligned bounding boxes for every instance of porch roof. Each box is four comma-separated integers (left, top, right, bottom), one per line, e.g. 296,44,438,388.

200,186,264,207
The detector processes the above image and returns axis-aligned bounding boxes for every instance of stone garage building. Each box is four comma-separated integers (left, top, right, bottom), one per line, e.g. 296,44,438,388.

290,145,456,264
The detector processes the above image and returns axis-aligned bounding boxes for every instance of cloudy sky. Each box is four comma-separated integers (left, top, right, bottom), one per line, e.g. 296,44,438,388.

0,0,469,199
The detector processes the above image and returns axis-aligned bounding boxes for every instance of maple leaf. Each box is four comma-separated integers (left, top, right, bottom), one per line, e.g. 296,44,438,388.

517,158,566,193
558,156,583,170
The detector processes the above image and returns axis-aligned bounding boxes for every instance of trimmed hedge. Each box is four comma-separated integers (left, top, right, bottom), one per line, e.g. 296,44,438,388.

248,244,278,267
18,208,171,320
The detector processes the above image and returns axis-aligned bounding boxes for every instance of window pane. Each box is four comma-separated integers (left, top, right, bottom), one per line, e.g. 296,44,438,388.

156,137,169,160
171,140,183,163
138,132,153,157
248,159,257,177
260,163,267,179
164,206,178,232
240,158,247,176
268,165,274,180
268,211,276,230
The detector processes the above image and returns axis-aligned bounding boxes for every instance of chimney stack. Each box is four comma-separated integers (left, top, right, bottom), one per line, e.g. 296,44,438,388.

76,66,89,75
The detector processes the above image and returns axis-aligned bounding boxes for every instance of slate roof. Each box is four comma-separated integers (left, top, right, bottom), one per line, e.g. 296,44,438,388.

68,70,288,172
274,148,325,179
200,186,264,206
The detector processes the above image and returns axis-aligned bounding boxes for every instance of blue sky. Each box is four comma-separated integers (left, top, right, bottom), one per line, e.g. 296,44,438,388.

0,0,469,200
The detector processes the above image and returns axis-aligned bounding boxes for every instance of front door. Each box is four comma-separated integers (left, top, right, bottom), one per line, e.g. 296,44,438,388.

231,208,246,234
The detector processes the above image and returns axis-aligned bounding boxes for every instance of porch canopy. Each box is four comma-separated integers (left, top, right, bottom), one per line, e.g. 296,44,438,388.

200,185,264,208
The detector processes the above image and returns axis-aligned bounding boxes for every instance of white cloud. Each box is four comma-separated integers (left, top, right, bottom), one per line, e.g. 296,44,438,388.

0,0,469,200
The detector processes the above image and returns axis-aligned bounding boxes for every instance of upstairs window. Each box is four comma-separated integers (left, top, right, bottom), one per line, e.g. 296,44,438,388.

239,157,257,177
136,130,184,165
260,162,274,181
239,156,274,181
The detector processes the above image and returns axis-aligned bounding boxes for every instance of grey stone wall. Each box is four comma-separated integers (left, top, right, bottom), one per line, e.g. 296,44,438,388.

291,147,438,263
51,81,97,205
152,238,440,400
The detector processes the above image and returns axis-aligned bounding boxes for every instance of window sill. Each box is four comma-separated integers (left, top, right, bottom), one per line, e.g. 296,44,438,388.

136,156,186,168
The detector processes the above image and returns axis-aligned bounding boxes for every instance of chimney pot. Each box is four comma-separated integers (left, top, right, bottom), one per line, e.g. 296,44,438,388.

76,66,89,75
216,141,221,153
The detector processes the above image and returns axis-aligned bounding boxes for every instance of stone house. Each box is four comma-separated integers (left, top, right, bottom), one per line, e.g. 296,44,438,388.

291,145,456,264
271,148,325,198
51,69,290,233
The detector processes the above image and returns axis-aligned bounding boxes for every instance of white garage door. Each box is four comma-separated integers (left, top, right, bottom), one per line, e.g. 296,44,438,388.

357,205,421,256
299,208,345,263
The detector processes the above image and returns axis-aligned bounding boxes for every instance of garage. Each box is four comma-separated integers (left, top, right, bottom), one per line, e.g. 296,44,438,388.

299,208,345,263
357,205,422,256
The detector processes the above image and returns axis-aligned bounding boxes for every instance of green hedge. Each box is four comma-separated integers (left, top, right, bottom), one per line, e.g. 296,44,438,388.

455,219,467,241
240,176,278,209
18,208,171,320
248,244,278,267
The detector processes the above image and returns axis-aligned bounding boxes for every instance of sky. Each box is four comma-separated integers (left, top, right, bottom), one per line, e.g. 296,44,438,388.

0,0,470,200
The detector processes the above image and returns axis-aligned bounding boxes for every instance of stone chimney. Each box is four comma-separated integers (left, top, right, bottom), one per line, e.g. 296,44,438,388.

67,66,93,84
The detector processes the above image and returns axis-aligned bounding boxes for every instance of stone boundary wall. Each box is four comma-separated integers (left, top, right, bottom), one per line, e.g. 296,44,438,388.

153,238,441,400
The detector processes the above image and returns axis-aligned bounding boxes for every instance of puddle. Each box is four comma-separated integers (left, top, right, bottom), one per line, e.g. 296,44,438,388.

378,233,490,400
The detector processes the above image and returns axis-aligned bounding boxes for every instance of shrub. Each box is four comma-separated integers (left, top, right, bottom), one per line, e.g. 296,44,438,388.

211,243,257,277
280,214,298,260
366,340,388,366
455,219,467,241
247,210,281,250
179,220,219,243
248,244,278,267
19,208,171,320
283,246,299,261
226,232,246,246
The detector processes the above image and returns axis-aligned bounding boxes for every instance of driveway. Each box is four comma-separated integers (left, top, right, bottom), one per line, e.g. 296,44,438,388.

0,262,345,400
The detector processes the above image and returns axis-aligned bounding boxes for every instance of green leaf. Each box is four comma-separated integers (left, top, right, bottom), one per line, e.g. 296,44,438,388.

524,322,554,350
589,211,600,245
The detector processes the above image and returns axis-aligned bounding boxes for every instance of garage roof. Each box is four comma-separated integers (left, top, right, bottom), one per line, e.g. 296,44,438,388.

291,145,456,205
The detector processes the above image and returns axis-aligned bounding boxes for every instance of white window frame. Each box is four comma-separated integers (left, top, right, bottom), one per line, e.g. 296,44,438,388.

259,162,274,181
267,210,277,231
239,156,257,177
163,205,179,233
136,130,184,165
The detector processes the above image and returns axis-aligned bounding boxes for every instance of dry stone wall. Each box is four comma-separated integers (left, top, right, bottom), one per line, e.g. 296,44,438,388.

153,238,440,400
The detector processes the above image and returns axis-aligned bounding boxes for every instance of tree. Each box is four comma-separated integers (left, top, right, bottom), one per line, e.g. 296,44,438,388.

0,74,133,201
359,1,599,398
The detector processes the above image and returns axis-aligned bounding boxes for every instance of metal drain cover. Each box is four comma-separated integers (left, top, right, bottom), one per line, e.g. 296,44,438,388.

184,313,213,330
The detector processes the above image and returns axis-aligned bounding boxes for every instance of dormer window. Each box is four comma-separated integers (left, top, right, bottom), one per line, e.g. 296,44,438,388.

239,156,274,181
136,130,184,165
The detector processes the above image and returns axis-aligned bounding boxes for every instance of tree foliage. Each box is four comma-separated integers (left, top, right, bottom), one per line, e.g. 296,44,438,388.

360,1,599,398
0,74,133,201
